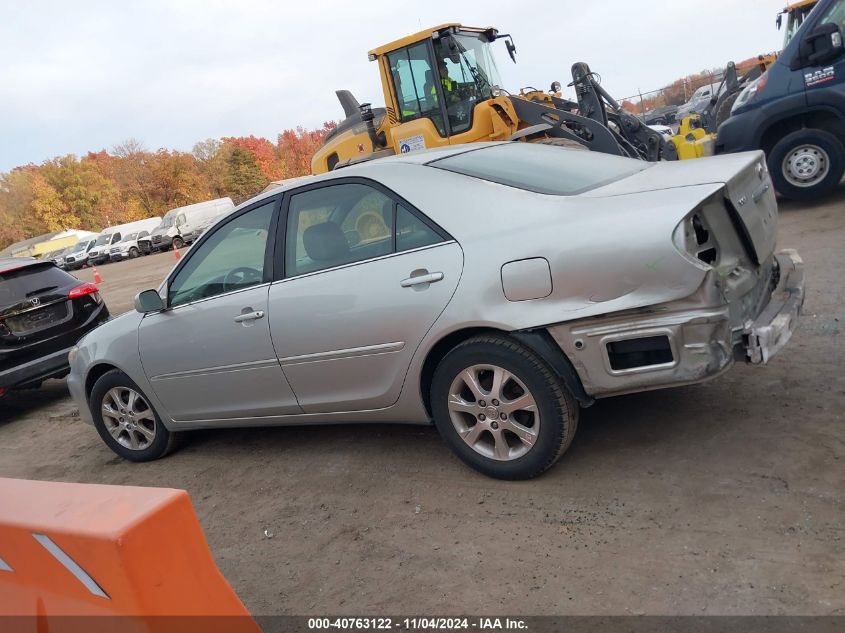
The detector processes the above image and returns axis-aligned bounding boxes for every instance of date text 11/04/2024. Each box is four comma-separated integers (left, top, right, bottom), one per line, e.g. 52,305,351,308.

307,617,528,630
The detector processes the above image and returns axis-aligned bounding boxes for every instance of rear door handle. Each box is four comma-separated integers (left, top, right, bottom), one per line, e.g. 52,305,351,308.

401,272,444,287
233,310,265,323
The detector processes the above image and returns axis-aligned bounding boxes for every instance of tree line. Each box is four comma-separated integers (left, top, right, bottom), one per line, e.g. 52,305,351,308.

0,123,336,250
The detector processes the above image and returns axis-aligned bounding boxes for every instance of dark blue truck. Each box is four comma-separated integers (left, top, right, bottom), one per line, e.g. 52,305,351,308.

717,0,845,200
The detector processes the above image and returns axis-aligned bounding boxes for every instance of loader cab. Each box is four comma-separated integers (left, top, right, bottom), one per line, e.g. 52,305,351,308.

378,25,506,151
778,0,820,48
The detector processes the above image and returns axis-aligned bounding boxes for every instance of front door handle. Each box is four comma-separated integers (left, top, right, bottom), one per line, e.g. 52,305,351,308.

400,271,444,288
233,309,265,323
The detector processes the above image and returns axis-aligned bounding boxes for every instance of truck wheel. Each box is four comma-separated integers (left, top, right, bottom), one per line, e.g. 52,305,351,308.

430,334,579,480
715,93,739,129
172,237,184,250
128,247,139,258
90,370,178,462
768,129,845,201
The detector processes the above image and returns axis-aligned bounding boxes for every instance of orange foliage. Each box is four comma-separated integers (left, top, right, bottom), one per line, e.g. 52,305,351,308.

0,122,338,250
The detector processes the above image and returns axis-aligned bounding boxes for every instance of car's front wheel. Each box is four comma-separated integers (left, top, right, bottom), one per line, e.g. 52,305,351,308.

90,369,178,462
430,335,578,480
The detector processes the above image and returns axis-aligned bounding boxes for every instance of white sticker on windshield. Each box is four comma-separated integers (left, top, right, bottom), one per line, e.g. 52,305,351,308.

398,135,426,154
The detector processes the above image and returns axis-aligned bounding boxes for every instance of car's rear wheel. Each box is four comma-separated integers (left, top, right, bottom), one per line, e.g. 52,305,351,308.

90,370,177,462
430,335,578,480
769,129,845,201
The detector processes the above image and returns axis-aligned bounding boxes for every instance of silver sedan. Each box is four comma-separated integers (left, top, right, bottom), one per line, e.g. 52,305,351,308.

68,142,804,479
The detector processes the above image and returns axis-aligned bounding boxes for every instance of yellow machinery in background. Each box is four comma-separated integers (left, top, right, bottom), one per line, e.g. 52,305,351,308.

670,53,776,160
777,0,820,47
311,24,673,174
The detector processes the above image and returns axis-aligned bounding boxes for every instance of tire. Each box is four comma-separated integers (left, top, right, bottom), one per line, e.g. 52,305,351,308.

715,92,739,129
172,237,184,250
90,369,178,462
128,247,139,258
430,334,579,480
768,128,845,201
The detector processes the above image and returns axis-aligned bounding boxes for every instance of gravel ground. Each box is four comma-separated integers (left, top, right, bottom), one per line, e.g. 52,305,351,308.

1,188,843,616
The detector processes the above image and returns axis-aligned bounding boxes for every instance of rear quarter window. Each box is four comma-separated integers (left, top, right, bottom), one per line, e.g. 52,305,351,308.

0,264,75,307
428,143,649,195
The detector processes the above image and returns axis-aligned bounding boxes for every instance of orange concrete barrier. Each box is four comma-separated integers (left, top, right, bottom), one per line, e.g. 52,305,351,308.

0,478,260,632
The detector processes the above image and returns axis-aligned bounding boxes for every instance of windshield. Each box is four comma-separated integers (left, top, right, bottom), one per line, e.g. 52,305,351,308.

93,234,112,247
159,210,178,228
121,232,138,243
432,32,504,134
69,241,90,254
440,33,503,98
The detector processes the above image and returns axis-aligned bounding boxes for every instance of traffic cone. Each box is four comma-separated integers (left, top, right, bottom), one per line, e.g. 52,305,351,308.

93,266,103,284
174,246,182,260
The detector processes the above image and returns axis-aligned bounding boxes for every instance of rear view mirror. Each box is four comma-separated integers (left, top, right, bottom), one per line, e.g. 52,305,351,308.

134,289,164,314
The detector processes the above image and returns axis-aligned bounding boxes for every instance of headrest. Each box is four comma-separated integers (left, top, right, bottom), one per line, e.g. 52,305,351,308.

303,222,349,262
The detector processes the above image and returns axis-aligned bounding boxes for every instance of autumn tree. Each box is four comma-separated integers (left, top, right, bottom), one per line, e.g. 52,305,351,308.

225,135,283,181
0,168,37,247
223,148,268,203
277,122,336,178
0,122,335,250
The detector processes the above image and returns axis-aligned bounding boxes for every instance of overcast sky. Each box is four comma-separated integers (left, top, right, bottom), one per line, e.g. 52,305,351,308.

0,0,789,172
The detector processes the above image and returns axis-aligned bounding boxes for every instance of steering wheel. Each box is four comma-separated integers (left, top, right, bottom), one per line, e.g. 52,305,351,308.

223,267,262,293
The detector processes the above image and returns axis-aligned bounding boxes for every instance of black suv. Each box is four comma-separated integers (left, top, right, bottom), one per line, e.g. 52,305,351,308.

0,257,109,396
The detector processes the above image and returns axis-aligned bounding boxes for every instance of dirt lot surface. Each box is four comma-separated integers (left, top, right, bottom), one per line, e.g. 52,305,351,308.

1,189,843,616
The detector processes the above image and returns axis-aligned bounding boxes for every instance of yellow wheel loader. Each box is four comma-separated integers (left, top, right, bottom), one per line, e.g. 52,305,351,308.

311,24,675,174
777,0,820,47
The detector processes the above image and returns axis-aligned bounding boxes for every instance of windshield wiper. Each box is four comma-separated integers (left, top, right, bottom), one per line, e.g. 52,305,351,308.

25,286,58,297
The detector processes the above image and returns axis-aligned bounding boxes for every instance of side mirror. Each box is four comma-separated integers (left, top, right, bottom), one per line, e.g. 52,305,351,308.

505,39,517,63
134,289,165,314
803,23,844,65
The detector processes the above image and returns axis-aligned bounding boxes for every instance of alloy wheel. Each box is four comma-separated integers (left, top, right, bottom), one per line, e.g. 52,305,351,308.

101,386,157,450
447,364,540,461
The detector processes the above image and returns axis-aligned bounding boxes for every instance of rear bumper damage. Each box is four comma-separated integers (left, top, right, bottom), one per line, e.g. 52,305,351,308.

745,249,804,364
546,249,804,399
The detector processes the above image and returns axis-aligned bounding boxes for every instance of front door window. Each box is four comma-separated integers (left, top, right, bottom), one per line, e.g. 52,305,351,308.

168,200,275,307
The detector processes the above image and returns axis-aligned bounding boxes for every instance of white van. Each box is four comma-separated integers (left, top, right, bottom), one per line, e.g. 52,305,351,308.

142,198,234,253
62,237,99,270
107,218,163,261
86,217,162,266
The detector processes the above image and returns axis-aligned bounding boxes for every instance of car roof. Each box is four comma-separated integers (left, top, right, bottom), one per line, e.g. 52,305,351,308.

231,142,513,211
0,257,51,274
